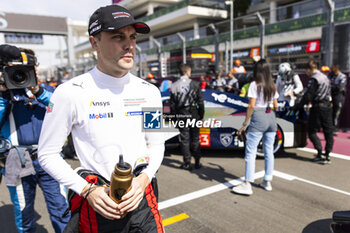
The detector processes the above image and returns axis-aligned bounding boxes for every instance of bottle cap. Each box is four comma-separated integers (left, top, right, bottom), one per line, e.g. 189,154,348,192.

115,154,131,176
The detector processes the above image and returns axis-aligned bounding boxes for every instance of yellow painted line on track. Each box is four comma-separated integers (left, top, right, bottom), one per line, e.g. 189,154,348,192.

162,213,190,227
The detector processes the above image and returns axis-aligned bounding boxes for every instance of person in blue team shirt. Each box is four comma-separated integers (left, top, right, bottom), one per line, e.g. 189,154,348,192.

0,46,69,233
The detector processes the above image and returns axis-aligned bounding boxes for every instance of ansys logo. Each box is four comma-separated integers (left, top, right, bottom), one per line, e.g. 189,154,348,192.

90,101,110,107
143,110,161,129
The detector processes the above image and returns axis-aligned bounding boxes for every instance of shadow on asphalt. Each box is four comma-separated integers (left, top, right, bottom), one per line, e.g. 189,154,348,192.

278,150,332,166
277,150,313,162
163,146,326,185
0,203,49,233
302,218,332,233
162,156,240,185
163,148,242,185
165,146,245,159
165,145,316,162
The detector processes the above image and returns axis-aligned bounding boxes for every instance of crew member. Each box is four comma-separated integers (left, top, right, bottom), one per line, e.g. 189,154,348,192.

57,71,70,86
146,73,160,88
0,46,69,233
226,71,239,94
232,59,246,73
295,60,333,164
212,72,227,92
330,64,347,131
276,62,303,107
170,63,204,170
38,5,165,232
321,65,331,76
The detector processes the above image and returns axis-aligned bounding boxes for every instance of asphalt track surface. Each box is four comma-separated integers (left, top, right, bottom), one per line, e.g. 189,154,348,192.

0,147,349,233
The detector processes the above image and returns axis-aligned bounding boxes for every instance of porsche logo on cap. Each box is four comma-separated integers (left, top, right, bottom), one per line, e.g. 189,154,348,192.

112,12,131,19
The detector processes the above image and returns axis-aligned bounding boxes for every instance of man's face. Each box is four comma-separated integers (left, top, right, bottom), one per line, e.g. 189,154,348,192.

305,68,312,77
331,66,339,75
186,68,191,77
90,25,136,77
228,72,234,79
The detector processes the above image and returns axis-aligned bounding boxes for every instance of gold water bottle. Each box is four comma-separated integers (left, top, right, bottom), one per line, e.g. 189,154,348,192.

109,154,133,217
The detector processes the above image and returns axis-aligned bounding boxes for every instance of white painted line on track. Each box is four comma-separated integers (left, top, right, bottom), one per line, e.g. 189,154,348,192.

274,170,350,196
297,147,350,160
159,170,350,210
158,171,265,210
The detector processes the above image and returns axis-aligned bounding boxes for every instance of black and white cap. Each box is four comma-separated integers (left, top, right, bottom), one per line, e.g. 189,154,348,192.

88,5,150,36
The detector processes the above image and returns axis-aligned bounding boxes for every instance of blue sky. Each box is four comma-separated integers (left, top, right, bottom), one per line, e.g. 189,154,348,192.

1,0,112,21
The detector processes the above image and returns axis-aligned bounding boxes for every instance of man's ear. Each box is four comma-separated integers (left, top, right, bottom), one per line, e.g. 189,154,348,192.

89,36,99,51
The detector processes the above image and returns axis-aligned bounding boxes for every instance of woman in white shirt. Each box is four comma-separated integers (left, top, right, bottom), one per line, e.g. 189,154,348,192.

232,59,279,195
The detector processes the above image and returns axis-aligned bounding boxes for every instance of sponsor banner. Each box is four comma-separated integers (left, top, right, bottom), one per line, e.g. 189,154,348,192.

5,33,43,44
202,89,248,113
161,89,249,114
232,50,250,59
306,40,320,53
0,12,67,35
226,48,260,60
267,40,321,56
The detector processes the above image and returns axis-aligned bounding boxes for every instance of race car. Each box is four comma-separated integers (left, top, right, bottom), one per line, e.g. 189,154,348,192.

161,87,307,155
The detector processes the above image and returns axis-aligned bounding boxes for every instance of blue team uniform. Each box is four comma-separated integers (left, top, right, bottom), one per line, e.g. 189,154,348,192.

0,84,69,233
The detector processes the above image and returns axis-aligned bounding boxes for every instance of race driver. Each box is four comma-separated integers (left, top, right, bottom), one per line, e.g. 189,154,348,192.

38,5,165,233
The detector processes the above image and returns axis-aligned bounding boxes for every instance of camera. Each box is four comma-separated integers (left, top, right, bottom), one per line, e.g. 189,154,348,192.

0,44,37,89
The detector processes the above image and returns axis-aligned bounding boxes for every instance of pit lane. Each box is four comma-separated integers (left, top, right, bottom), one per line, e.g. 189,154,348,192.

157,148,350,233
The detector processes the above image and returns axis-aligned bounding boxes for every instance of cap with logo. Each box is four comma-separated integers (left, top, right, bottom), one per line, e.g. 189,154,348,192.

88,5,150,36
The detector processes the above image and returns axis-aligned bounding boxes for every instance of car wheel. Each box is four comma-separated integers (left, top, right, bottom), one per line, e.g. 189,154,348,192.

244,125,284,157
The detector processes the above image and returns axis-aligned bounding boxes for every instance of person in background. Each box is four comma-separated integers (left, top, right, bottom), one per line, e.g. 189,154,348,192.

232,59,246,73
295,60,333,164
321,65,331,77
146,73,160,88
159,79,172,92
48,77,57,88
170,63,204,170
239,81,251,97
330,64,348,132
200,75,209,90
212,72,226,92
58,71,70,86
226,71,239,94
232,59,278,196
276,62,303,107
0,46,69,233
38,5,165,232
204,70,215,89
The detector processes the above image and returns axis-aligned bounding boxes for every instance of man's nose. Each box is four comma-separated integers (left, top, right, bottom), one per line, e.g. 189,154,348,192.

124,38,134,50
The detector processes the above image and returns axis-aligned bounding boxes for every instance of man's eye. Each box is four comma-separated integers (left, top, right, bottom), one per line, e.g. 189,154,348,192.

112,35,123,39
131,35,137,40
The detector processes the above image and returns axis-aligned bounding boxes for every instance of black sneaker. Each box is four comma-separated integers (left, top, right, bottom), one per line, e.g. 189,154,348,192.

180,163,192,170
194,162,202,169
312,155,324,162
320,158,331,165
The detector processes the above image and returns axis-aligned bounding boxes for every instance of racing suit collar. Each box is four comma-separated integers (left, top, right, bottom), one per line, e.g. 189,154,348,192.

91,66,131,88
